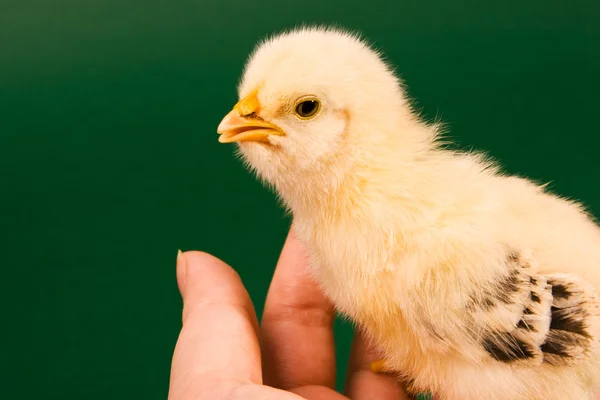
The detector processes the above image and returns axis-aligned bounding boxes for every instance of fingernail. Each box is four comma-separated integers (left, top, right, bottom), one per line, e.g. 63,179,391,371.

176,249,186,297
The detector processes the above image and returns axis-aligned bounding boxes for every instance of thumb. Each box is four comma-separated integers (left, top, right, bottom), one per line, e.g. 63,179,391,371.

169,250,262,394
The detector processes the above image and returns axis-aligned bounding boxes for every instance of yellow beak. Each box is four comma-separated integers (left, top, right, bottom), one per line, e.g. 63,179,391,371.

217,90,285,144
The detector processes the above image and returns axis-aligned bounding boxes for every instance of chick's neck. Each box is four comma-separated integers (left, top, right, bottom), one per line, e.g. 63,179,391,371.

277,116,442,234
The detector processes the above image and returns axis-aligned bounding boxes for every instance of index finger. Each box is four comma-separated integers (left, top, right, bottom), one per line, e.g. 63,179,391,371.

260,228,337,390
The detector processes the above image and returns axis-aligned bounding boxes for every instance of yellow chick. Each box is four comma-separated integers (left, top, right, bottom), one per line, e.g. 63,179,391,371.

216,26,600,400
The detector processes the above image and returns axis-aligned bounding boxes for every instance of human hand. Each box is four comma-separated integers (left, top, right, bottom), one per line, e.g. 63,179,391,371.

167,229,600,400
167,229,409,399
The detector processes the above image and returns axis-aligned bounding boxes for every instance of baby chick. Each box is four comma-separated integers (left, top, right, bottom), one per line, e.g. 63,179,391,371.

216,27,600,400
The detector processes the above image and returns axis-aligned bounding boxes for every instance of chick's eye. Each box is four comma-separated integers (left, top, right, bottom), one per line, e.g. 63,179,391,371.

295,99,321,119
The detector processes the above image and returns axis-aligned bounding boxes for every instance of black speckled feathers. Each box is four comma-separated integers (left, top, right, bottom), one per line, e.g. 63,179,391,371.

474,251,598,366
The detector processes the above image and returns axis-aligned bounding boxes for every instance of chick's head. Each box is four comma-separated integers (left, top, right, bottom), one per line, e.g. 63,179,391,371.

217,27,421,193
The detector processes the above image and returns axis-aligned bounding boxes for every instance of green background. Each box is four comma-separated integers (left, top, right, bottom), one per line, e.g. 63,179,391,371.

1,0,599,398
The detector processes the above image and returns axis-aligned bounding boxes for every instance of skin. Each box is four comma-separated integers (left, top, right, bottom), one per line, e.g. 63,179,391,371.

167,229,600,400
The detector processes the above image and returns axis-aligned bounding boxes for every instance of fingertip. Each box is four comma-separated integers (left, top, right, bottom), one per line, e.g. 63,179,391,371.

182,249,229,267
183,250,239,279
178,250,258,331
180,250,244,298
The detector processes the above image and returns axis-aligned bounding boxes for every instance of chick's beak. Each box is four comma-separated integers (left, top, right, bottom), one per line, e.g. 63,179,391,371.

217,91,285,143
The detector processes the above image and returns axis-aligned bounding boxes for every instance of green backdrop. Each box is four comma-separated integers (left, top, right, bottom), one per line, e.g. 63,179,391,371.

1,1,599,398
